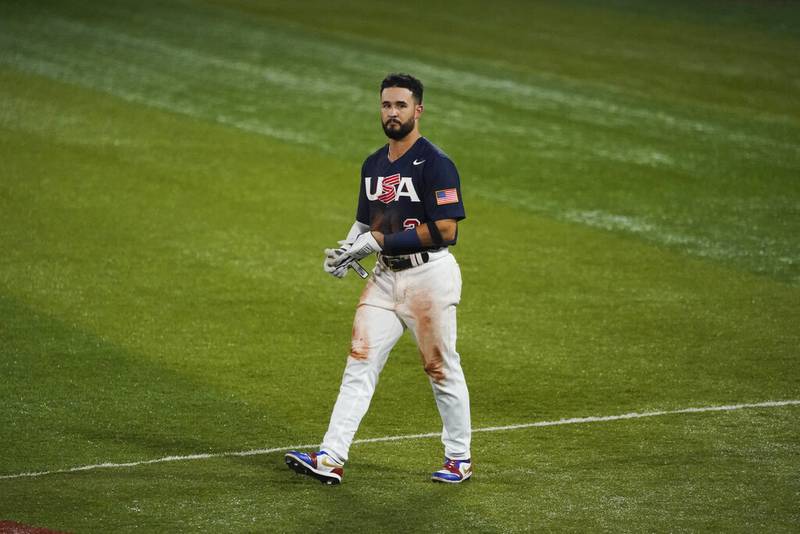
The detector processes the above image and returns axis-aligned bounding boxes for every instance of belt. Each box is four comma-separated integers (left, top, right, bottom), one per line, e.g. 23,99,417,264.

380,252,429,271
379,249,447,272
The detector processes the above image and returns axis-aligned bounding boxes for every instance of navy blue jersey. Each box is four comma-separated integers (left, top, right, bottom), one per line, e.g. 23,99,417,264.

356,137,465,246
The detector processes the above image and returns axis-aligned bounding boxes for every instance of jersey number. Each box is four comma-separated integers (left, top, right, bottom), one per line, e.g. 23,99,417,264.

403,218,421,230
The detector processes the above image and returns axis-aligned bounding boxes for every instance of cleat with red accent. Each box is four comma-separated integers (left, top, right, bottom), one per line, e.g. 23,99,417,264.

431,457,472,483
285,450,344,485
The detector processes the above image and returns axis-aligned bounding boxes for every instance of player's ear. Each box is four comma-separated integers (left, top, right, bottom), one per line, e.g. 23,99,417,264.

415,103,424,119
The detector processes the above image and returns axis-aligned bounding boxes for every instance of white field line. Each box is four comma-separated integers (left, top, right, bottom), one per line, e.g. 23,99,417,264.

1,400,798,481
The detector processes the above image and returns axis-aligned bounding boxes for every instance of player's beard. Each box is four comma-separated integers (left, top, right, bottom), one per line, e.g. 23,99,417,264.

382,116,415,140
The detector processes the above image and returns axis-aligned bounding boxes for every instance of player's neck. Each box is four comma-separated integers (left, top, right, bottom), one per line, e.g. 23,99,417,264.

387,131,421,163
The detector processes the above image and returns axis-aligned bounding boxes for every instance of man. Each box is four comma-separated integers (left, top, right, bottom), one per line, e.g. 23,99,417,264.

285,73,472,485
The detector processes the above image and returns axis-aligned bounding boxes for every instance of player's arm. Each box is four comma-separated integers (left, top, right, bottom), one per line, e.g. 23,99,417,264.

378,154,464,254
371,219,457,250
341,219,456,261
345,220,370,243
342,154,463,260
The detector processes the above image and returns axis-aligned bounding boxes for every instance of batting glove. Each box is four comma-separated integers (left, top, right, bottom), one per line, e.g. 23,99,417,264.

343,232,381,261
324,245,353,278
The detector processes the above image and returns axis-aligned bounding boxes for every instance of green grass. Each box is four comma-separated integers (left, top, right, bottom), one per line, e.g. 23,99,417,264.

3,408,798,532
1,0,799,532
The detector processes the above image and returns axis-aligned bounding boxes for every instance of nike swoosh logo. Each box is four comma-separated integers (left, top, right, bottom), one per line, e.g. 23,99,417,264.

413,159,425,165
320,458,342,469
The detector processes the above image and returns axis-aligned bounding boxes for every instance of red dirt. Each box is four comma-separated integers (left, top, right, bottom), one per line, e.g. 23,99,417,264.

409,297,445,382
358,278,374,306
349,278,378,360
350,307,369,361
420,345,445,383
0,521,70,534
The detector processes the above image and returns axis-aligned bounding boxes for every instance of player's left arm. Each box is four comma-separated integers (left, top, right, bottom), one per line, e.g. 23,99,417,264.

371,219,456,249
377,153,463,254
342,154,463,260
342,219,455,261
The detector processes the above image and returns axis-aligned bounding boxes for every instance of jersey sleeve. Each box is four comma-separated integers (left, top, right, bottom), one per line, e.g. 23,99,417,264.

424,156,466,222
355,159,370,225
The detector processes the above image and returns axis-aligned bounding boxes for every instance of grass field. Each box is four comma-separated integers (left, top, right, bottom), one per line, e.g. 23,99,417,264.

1,0,799,532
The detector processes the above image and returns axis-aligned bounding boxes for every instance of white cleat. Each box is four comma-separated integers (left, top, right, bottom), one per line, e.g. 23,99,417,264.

285,450,344,485
431,457,472,484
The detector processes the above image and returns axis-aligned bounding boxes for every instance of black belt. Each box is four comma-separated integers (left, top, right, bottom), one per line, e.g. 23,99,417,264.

380,252,430,272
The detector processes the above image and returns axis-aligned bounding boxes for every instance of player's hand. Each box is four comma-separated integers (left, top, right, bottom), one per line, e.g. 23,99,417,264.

324,242,353,278
343,232,381,261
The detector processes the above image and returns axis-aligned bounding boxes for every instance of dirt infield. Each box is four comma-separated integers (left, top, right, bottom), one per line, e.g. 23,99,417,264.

0,521,69,534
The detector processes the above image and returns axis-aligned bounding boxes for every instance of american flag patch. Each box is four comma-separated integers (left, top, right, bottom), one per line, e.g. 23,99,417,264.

435,188,459,205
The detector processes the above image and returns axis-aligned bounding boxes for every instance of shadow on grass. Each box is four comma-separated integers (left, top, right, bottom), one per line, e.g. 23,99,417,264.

0,290,295,475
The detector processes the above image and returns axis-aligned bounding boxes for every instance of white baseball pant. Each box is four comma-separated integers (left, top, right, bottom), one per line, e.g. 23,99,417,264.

321,249,472,463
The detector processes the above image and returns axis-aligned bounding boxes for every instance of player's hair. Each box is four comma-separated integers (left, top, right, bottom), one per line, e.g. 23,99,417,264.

381,73,423,104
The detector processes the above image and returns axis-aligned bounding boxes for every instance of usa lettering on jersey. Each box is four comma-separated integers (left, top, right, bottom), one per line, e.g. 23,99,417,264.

365,175,421,203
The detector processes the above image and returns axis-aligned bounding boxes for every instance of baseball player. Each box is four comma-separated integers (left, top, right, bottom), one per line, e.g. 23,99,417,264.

285,73,472,485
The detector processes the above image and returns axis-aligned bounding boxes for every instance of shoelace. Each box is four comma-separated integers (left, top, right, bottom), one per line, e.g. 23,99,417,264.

443,459,462,474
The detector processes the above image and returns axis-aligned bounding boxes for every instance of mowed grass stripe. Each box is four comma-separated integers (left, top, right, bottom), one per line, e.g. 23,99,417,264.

3,400,797,480
2,0,797,282
3,1,797,157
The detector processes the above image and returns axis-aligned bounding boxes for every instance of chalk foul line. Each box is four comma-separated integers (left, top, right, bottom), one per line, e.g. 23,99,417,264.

2,400,798,481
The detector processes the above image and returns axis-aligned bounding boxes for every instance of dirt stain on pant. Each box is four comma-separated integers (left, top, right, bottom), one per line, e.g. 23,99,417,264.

410,296,446,382
350,312,369,360
349,281,375,360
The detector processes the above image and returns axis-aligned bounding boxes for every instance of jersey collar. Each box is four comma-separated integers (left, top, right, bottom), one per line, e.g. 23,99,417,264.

384,136,425,167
